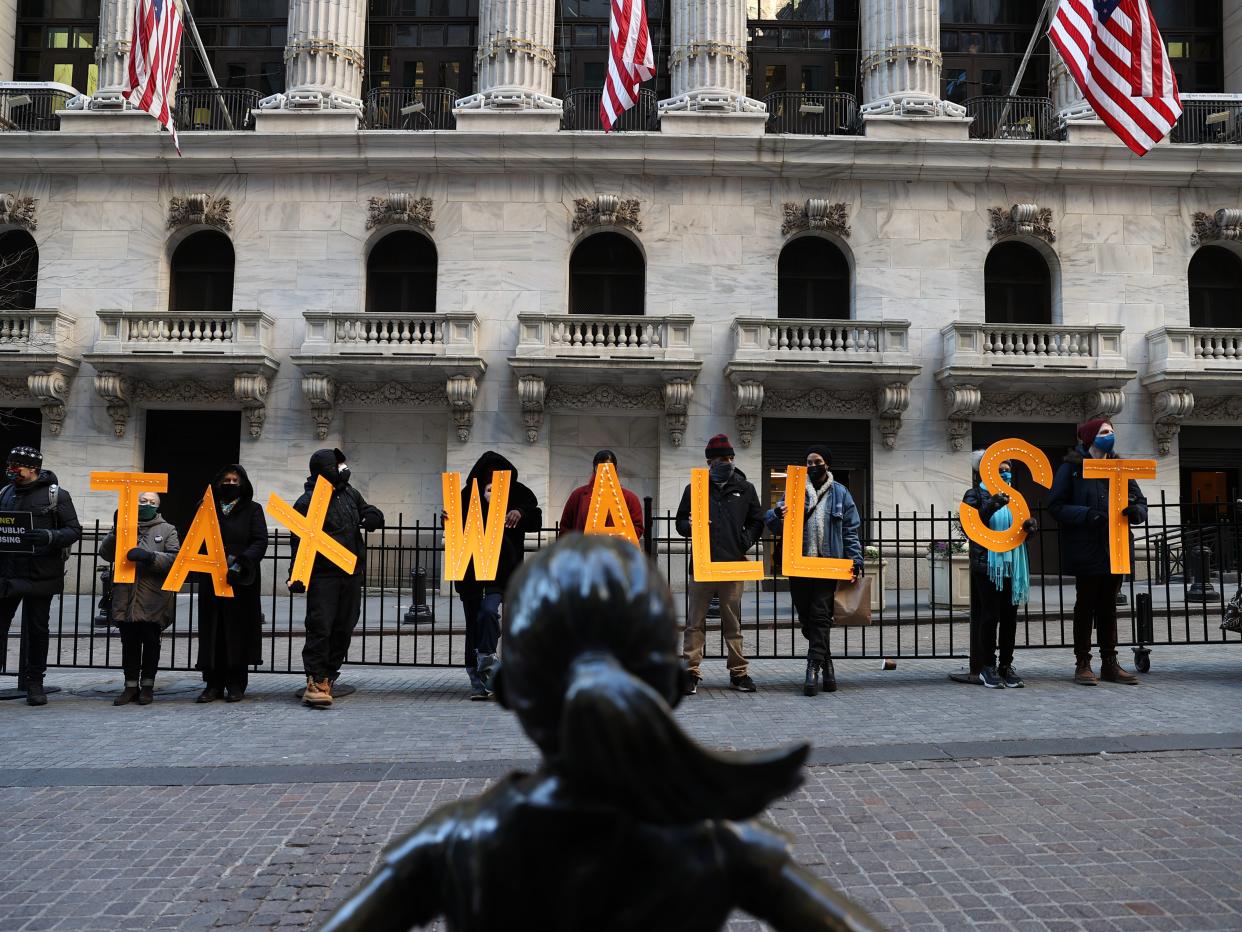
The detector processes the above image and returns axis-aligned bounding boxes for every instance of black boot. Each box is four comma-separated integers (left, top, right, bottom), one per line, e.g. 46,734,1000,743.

803,660,820,697
822,659,838,693
25,679,47,706
196,685,222,703
113,684,140,706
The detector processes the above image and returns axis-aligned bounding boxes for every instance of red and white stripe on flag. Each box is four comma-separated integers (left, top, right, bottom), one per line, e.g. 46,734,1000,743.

123,0,184,152
601,0,655,133
1048,0,1181,156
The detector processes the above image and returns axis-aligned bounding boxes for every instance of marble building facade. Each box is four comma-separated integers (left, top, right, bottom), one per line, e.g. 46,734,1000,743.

1,0,1241,531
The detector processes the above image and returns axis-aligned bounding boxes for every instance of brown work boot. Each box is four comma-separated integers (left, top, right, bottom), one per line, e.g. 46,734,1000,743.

1074,659,1098,686
1099,656,1138,685
303,676,333,707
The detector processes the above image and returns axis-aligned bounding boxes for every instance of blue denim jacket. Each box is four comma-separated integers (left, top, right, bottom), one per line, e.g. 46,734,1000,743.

764,481,863,568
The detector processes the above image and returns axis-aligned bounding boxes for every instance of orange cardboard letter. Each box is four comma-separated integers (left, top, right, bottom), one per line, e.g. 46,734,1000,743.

441,470,511,582
1081,458,1157,575
582,462,639,547
268,475,358,586
690,468,763,583
90,471,169,584
959,439,1053,554
162,486,233,597
781,466,853,580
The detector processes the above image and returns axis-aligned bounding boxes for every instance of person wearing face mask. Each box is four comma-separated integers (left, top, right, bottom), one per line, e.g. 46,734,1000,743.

960,452,1037,690
0,446,82,706
289,449,385,708
763,446,863,697
98,492,180,705
675,434,765,695
195,465,268,703
449,451,542,700
1048,420,1148,686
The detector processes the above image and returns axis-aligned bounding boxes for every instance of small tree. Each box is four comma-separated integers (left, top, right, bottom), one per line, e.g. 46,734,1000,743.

0,244,38,314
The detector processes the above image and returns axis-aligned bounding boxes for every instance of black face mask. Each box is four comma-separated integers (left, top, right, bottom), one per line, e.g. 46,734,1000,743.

217,484,242,503
807,465,829,484
335,464,351,486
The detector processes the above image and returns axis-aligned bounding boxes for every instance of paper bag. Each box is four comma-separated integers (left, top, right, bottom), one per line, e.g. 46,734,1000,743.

833,577,873,627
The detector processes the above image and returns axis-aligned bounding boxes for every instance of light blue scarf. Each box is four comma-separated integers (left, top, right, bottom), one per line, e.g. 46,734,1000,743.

981,481,1030,605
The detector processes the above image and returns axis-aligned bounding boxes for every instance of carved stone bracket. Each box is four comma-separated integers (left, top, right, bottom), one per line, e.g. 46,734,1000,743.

367,194,435,232
1152,388,1195,457
876,383,911,450
301,375,337,441
572,195,641,233
93,372,133,438
944,385,981,452
233,373,271,439
733,381,765,448
781,200,851,238
1191,208,1242,246
662,379,693,448
518,375,546,443
168,194,233,233
1085,388,1126,421
446,375,478,443
0,194,37,231
988,204,1055,243
27,369,74,436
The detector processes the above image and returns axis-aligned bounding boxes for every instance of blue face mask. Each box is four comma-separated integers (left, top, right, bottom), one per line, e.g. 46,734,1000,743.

1094,434,1116,454
999,470,1013,483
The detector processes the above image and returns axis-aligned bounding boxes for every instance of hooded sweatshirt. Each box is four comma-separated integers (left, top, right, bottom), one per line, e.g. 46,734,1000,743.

456,451,542,594
292,450,385,578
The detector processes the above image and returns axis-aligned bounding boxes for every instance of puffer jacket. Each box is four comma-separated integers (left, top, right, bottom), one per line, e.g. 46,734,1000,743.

99,514,181,627
1048,445,1148,577
0,470,82,593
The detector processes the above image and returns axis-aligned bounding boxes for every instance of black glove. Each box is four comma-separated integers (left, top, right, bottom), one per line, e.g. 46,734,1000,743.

226,559,243,584
1121,505,1142,521
287,579,306,594
27,528,54,551
987,492,1011,509
360,513,383,532
1021,518,1039,534
1088,510,1107,526
126,547,155,564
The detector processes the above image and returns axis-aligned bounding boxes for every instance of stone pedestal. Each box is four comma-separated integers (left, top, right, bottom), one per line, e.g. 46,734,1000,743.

859,0,965,133
58,109,159,133
659,110,766,136
658,0,765,127
87,0,136,110
258,0,365,131
454,0,562,127
862,114,971,140
253,107,360,133
454,108,562,133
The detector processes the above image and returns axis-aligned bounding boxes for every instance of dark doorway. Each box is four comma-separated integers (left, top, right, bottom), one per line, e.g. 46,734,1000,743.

778,236,850,319
971,421,1077,575
569,233,644,315
170,231,235,314
1178,426,1242,575
1188,246,1242,329
984,241,1052,324
0,408,43,464
143,410,242,536
366,231,438,313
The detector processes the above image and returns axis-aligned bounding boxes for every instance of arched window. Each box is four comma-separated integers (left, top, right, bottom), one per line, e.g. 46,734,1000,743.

984,241,1051,324
778,237,850,319
0,230,38,311
170,230,235,313
1189,246,1242,329
569,233,644,315
366,231,437,313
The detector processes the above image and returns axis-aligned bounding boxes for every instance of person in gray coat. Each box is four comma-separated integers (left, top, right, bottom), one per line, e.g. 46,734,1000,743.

99,491,181,705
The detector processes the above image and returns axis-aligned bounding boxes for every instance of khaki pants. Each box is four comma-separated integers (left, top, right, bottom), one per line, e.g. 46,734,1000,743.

684,579,747,677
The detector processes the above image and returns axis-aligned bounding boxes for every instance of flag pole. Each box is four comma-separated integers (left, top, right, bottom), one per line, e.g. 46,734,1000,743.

995,0,1059,134
179,0,235,131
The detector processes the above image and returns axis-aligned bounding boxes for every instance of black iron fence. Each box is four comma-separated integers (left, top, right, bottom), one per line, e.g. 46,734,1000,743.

0,87,77,131
964,95,1057,141
363,87,459,130
763,91,858,136
173,88,261,131
4,495,1238,679
1171,95,1242,145
561,87,658,132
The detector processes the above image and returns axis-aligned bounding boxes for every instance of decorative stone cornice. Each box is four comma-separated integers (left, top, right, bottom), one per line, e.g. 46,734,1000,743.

367,194,435,232
1152,388,1195,456
988,204,1055,243
1191,209,1242,246
299,376,474,441
572,195,642,233
168,194,233,232
518,375,545,443
943,385,1128,451
781,200,850,238
92,371,272,438
0,194,37,231
544,384,663,410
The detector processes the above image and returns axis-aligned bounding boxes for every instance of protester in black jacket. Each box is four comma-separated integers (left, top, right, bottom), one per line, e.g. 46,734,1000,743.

1048,419,1147,687
0,446,82,706
674,433,765,695
289,449,384,707
195,464,268,704
451,451,542,700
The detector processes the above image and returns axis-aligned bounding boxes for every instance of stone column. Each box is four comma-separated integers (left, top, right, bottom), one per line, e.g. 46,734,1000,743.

1226,3,1242,94
657,0,765,136
59,0,163,132
1048,44,1116,144
858,0,969,139
454,0,562,132
254,0,366,132
0,0,17,82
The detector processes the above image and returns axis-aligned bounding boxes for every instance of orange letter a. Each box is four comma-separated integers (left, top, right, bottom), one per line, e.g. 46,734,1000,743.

583,462,639,548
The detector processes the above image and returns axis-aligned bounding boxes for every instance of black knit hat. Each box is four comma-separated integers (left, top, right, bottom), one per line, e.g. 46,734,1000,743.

7,446,41,469
705,434,735,459
805,444,832,466
593,449,618,468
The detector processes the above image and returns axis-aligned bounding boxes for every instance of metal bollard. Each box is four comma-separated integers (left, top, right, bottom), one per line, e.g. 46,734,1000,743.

403,565,435,624
93,566,113,627
1187,543,1217,599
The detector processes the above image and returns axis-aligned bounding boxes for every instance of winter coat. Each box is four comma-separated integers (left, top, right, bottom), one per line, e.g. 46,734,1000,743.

99,514,181,627
197,465,268,672
675,467,765,563
455,451,543,596
764,476,862,571
1047,445,1148,578
291,450,385,579
962,484,1009,575
558,480,645,540
0,470,82,595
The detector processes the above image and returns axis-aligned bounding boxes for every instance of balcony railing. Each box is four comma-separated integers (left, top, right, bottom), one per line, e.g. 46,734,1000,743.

762,92,858,136
0,84,79,131
363,87,458,130
299,311,480,358
942,322,1127,370
731,317,910,362
964,95,1057,141
1172,94,1242,144
514,314,695,360
1147,327,1242,373
174,88,260,131
0,309,75,352
561,87,658,132
93,310,273,356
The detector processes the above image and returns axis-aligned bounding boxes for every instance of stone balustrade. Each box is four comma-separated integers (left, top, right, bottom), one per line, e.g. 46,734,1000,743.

0,309,74,351
514,313,696,361
941,322,1126,369
299,311,480,358
1143,326,1242,456
1148,327,1242,370
731,317,910,360
93,309,273,355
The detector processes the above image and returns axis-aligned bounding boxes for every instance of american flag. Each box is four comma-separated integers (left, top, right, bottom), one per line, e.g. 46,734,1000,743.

1048,0,1181,156
123,0,184,151
601,0,654,133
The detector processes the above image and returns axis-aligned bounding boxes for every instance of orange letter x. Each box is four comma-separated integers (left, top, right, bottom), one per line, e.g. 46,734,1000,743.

268,475,357,587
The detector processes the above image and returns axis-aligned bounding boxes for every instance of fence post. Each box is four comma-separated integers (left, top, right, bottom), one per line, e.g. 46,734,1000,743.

1188,541,1217,599
643,495,653,556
